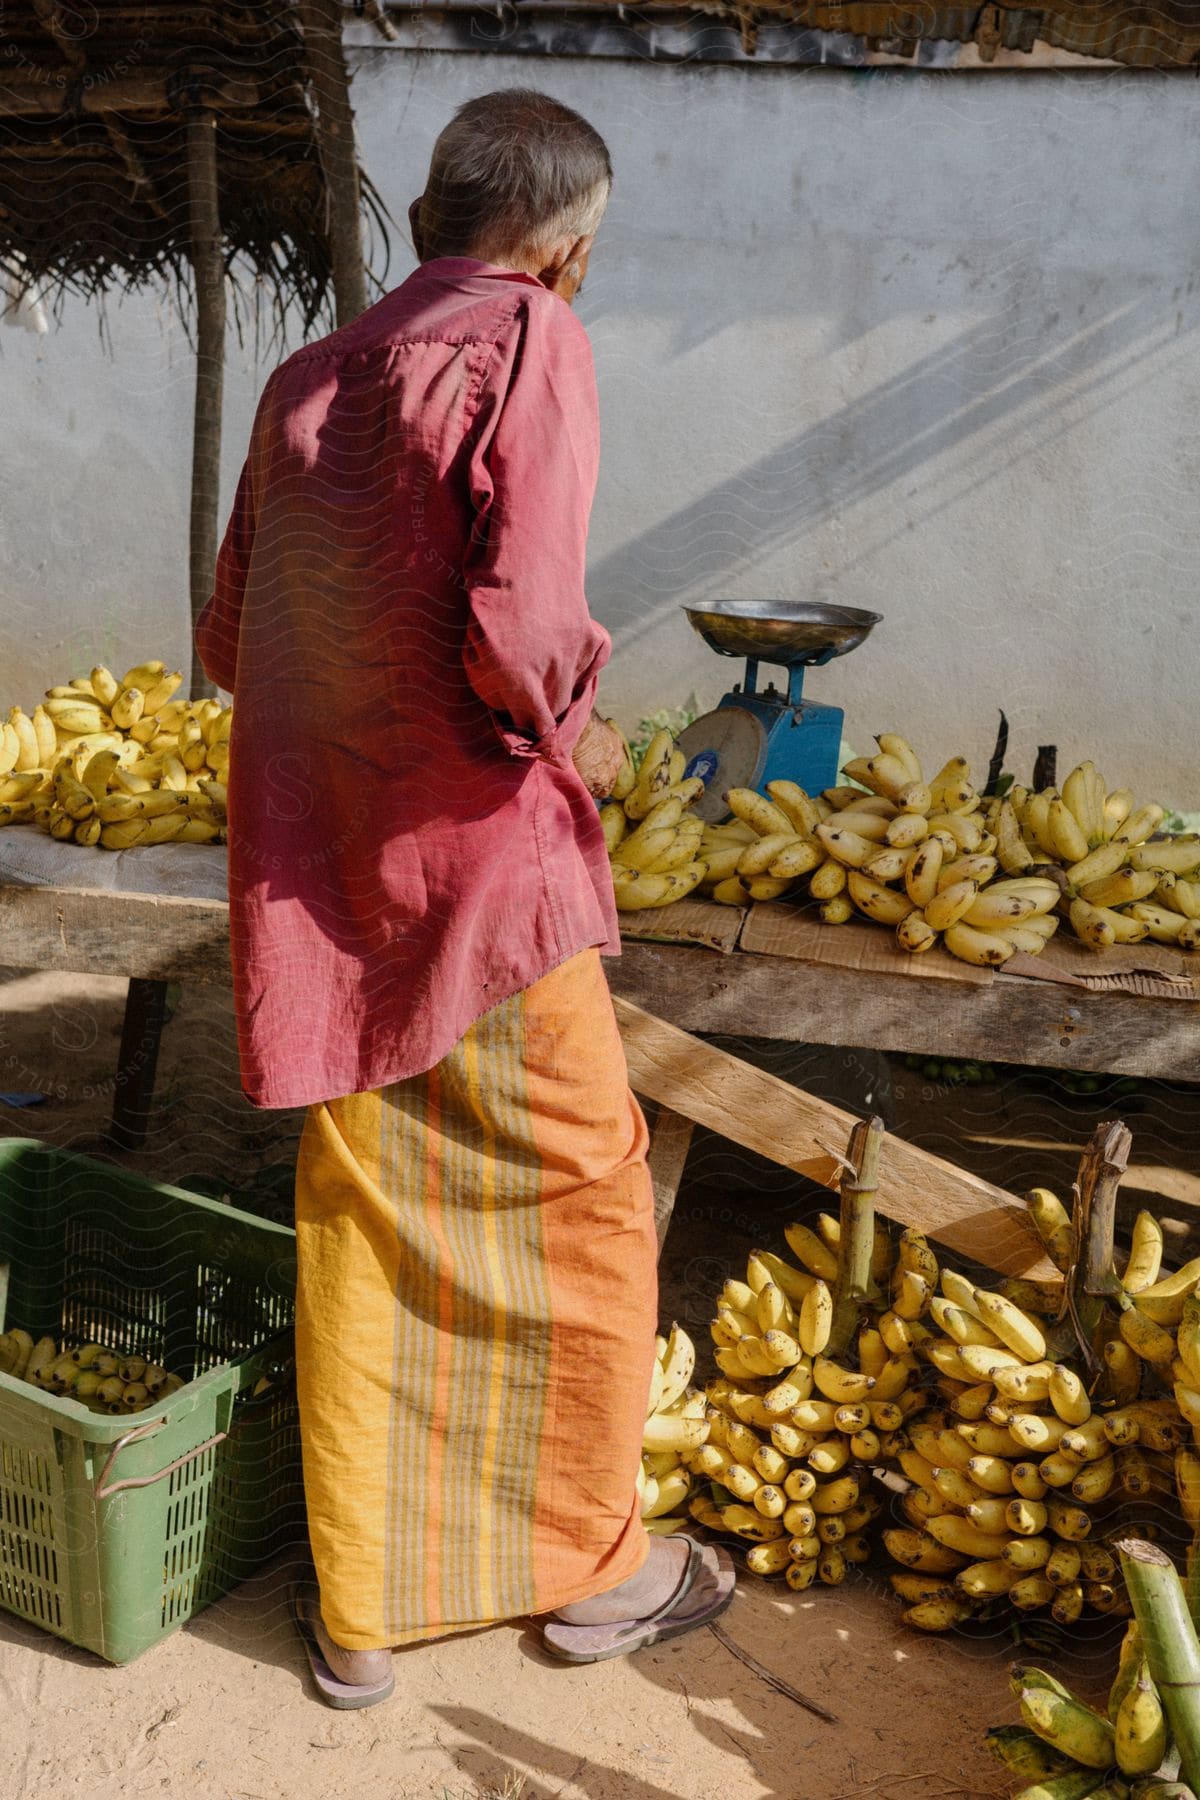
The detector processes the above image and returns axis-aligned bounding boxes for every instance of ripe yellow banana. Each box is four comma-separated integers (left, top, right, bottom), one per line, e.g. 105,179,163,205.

943,922,1016,967
1116,802,1166,847
896,912,938,954
8,707,40,772
819,895,854,924
768,838,822,880
782,1223,839,1283
922,879,978,932
809,857,847,900
1017,1687,1114,1769
817,822,880,870
798,1280,833,1357
726,787,794,838
1078,867,1158,908
849,871,913,928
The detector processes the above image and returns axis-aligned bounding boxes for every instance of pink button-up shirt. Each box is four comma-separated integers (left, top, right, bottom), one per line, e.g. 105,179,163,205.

196,259,619,1109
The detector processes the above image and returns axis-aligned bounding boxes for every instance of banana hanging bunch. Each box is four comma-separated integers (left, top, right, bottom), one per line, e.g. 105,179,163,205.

602,727,714,912
0,660,229,847
639,1325,703,1533
685,1215,927,1589
987,1642,1186,1799
0,1329,186,1411
985,765,1200,952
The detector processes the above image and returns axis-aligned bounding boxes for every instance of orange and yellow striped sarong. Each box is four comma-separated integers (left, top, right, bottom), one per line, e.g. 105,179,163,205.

294,949,658,1650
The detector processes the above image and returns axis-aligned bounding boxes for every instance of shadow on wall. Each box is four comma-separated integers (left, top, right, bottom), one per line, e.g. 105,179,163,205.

589,292,1191,645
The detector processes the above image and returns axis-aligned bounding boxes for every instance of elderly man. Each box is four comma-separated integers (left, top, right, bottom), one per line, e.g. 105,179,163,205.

196,88,732,1707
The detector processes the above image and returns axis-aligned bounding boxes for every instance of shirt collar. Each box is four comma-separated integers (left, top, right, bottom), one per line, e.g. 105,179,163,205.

417,257,543,290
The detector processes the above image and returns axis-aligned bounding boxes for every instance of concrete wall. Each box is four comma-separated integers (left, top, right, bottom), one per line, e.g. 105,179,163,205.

3,57,1197,802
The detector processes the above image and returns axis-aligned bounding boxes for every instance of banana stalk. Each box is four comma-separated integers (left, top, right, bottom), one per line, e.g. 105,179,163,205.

1114,1538,1200,1794
828,1114,886,1358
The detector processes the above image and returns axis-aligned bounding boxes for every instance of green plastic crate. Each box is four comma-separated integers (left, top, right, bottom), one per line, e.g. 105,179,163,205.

0,1139,302,1663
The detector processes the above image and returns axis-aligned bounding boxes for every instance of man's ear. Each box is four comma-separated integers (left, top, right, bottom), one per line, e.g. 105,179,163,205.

537,235,589,296
408,198,426,262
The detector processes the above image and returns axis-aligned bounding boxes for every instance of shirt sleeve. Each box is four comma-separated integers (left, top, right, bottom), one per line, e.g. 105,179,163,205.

462,295,610,764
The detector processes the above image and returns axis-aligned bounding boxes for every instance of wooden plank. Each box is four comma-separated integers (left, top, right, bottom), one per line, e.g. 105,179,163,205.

0,885,231,984
609,941,1200,1082
642,1103,695,1255
613,995,1056,1276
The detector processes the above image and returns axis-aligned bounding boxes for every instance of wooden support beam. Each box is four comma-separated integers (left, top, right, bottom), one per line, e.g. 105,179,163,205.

613,996,1056,1277
0,73,260,117
186,108,225,701
642,1102,695,1256
299,0,368,326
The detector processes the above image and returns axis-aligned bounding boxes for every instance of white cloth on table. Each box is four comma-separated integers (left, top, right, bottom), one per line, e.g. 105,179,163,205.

0,826,229,902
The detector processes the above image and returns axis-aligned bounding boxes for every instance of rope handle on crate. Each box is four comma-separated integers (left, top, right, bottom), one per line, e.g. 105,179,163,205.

93,1415,229,1502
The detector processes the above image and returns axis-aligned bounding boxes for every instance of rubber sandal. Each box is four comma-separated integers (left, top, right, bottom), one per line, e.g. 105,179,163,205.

288,1580,396,1710
541,1538,736,1665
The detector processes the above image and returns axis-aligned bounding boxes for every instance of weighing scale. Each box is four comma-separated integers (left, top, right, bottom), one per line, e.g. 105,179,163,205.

675,601,882,823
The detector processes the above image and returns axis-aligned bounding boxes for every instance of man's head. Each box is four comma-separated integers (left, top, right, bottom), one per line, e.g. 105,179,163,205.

410,89,611,303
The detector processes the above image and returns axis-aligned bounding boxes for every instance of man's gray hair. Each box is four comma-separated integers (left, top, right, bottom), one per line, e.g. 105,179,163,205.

417,89,612,264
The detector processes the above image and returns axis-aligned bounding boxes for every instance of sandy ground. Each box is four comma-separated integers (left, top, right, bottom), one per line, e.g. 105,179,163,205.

1,968,1196,1800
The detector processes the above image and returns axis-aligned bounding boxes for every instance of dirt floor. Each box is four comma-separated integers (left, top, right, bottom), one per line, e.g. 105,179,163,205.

1,968,1197,1800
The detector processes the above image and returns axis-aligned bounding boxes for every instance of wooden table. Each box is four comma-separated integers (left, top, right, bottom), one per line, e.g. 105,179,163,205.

3,880,1198,1085
608,938,1200,1083
0,878,1072,1274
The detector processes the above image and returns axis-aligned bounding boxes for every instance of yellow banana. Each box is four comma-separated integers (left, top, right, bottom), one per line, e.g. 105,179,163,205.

1016,1688,1114,1770
883,1527,966,1574
1026,1188,1074,1272
782,1223,839,1283
903,837,944,909
1116,802,1167,847
1078,867,1159,908
816,822,882,870
798,1281,833,1357
1113,1664,1167,1777
1047,1366,1090,1425
925,1515,1010,1560
726,787,794,838
846,870,914,926
81,748,121,802
922,880,979,933
875,734,923,785
1070,1456,1116,1504
971,1290,1046,1362
944,921,1016,967
812,1356,874,1403
965,888,1039,930
8,707,40,772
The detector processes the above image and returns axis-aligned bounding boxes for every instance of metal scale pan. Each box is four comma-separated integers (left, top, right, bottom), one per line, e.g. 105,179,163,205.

676,601,882,822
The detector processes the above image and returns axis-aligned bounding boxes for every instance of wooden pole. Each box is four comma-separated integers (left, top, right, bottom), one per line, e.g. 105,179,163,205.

299,0,368,327
186,107,224,701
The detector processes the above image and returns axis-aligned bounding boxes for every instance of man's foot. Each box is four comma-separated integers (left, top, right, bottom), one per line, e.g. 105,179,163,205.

289,1581,396,1709
542,1537,736,1665
553,1535,690,1625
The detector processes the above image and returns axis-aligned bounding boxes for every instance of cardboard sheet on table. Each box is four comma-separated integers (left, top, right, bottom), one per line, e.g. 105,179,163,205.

618,897,746,954
0,823,229,902
738,902,995,985
1005,934,1198,1000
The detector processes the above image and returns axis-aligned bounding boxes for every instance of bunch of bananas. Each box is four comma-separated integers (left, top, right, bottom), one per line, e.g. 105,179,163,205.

0,1328,186,1412
693,733,1198,965
986,765,1200,951
883,1180,1200,1633
602,727,713,912
684,1221,928,1589
989,1647,1186,1799
0,660,229,848
639,1325,702,1532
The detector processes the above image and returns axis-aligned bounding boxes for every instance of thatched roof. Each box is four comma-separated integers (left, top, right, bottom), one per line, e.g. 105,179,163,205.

366,0,1200,68
0,3,385,331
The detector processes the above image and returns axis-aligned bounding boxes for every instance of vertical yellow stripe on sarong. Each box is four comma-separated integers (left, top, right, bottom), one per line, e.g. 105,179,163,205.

295,949,657,1651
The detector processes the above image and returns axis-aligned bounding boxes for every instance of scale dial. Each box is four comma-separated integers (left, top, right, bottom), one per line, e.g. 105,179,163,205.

677,707,767,823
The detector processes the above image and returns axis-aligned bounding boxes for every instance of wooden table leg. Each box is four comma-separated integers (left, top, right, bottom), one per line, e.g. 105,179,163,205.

108,978,170,1151
643,1101,695,1258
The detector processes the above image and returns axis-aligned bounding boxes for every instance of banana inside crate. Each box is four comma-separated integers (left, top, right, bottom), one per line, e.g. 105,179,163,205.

602,726,1200,962
0,1329,186,1411
0,659,229,847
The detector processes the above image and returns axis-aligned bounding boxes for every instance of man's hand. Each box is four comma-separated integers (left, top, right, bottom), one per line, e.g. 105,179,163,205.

572,713,626,799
